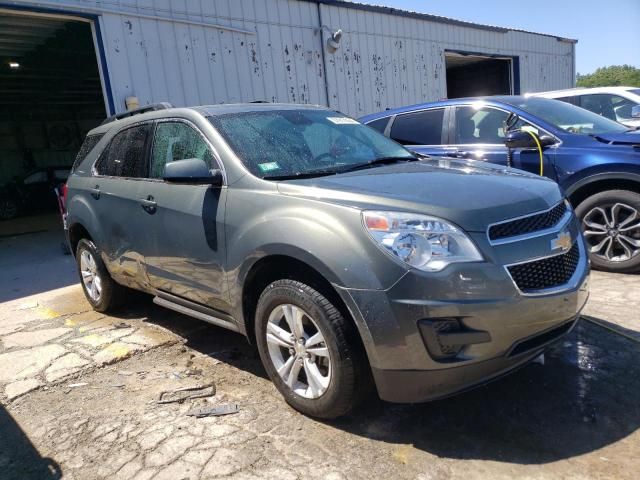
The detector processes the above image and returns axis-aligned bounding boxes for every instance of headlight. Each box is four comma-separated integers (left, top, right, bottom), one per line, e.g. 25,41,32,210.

362,211,483,272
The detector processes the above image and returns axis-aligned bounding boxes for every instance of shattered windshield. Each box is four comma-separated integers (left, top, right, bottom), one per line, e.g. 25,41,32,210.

209,109,414,179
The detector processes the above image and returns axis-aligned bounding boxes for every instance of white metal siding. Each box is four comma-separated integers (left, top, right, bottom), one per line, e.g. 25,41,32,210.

319,4,575,116
7,0,575,117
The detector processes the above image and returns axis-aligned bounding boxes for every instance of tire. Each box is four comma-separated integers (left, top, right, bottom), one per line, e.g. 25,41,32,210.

255,279,371,419
575,189,640,273
0,198,18,220
75,238,126,312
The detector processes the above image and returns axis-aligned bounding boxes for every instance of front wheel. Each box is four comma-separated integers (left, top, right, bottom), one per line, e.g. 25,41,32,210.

575,189,640,273
255,280,371,419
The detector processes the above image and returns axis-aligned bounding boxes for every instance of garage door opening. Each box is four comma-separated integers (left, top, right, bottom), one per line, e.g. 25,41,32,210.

0,10,106,221
445,52,515,98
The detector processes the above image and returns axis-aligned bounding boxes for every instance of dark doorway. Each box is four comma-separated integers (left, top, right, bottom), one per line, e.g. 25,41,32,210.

445,53,514,98
0,10,106,221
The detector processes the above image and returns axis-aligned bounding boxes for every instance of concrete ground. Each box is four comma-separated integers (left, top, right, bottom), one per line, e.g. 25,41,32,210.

1,215,639,480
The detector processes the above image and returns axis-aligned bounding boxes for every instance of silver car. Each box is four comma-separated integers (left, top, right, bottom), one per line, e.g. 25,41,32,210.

65,103,589,418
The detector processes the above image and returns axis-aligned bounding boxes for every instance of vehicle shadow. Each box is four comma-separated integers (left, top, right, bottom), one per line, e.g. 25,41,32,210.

122,296,640,465
583,315,640,342
330,320,640,464
118,295,268,379
0,404,62,479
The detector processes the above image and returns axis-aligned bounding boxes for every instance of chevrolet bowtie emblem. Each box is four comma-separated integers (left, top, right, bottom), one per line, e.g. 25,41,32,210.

551,231,572,253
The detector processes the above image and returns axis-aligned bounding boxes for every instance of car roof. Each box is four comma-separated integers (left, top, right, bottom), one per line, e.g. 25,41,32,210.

192,102,329,116
531,86,639,97
88,103,332,136
360,95,532,121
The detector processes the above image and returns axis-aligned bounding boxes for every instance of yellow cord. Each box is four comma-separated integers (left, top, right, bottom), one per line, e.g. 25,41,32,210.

522,130,544,176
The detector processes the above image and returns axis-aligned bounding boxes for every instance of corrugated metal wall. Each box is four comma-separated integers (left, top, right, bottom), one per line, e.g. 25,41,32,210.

319,4,575,116
8,0,575,117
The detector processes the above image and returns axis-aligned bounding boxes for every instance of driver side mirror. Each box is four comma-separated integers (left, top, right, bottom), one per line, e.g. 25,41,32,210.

163,158,223,186
632,105,640,119
504,130,556,149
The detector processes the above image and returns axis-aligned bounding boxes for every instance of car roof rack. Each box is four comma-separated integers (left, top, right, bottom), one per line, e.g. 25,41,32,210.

101,102,174,125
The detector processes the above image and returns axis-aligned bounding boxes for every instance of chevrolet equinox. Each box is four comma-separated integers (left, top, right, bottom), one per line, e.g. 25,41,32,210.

65,103,590,418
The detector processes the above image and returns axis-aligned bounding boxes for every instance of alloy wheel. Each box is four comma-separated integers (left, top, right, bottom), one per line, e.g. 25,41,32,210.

583,202,640,262
80,250,102,301
266,304,332,399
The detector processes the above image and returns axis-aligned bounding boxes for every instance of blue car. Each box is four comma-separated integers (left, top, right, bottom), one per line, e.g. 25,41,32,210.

360,96,640,273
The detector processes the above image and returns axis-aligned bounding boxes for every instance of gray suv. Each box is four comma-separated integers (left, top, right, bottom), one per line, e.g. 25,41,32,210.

65,103,590,418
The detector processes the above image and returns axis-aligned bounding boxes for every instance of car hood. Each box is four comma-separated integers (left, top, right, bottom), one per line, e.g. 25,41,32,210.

277,158,562,232
592,130,640,146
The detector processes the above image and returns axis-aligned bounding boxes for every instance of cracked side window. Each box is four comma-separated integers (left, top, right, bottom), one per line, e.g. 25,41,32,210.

150,122,214,179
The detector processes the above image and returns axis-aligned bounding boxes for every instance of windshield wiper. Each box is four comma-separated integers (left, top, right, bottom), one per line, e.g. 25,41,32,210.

336,155,419,174
262,169,340,180
262,156,419,180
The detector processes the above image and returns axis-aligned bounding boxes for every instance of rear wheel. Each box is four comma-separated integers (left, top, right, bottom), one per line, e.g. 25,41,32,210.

576,190,640,273
76,239,125,312
255,279,371,419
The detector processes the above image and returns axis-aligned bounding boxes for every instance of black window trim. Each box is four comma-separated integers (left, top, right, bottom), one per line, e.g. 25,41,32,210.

146,117,227,185
386,106,449,146
92,121,154,181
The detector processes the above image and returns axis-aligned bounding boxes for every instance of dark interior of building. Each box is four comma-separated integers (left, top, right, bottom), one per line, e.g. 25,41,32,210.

445,53,513,98
0,11,105,219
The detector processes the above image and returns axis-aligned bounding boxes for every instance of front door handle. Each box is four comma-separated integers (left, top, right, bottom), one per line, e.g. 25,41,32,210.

90,185,100,199
140,195,157,214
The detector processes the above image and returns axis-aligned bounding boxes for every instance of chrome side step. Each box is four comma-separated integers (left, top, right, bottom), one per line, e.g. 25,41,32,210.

153,296,240,333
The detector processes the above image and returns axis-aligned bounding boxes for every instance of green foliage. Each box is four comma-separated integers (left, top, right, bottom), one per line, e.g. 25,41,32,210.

576,65,640,88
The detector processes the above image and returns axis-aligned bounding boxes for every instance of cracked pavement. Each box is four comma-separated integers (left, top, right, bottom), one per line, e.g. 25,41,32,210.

1,216,640,479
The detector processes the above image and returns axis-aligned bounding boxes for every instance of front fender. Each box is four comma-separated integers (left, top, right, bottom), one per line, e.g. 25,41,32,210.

225,193,407,364
226,193,407,292
562,168,640,197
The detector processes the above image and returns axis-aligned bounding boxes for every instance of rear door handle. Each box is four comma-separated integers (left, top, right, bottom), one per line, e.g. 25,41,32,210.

89,185,100,199
140,195,157,214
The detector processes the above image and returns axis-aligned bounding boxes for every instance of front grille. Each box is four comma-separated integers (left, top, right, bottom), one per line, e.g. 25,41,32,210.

507,242,580,293
489,202,567,241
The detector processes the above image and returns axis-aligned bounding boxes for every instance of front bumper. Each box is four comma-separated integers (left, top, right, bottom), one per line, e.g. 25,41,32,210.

337,230,590,403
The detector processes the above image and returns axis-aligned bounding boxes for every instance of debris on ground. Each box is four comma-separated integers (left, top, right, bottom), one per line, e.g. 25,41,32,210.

186,403,240,418
68,382,88,388
157,383,216,404
113,322,131,329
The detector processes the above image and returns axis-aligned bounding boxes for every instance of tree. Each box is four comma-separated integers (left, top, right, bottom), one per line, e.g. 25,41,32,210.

576,65,640,88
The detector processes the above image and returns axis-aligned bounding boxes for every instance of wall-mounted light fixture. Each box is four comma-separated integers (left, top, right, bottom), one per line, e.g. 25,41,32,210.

125,96,140,110
8,61,20,69
326,29,342,54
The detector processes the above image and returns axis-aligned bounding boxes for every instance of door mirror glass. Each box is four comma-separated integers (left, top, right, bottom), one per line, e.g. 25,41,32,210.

163,158,223,186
